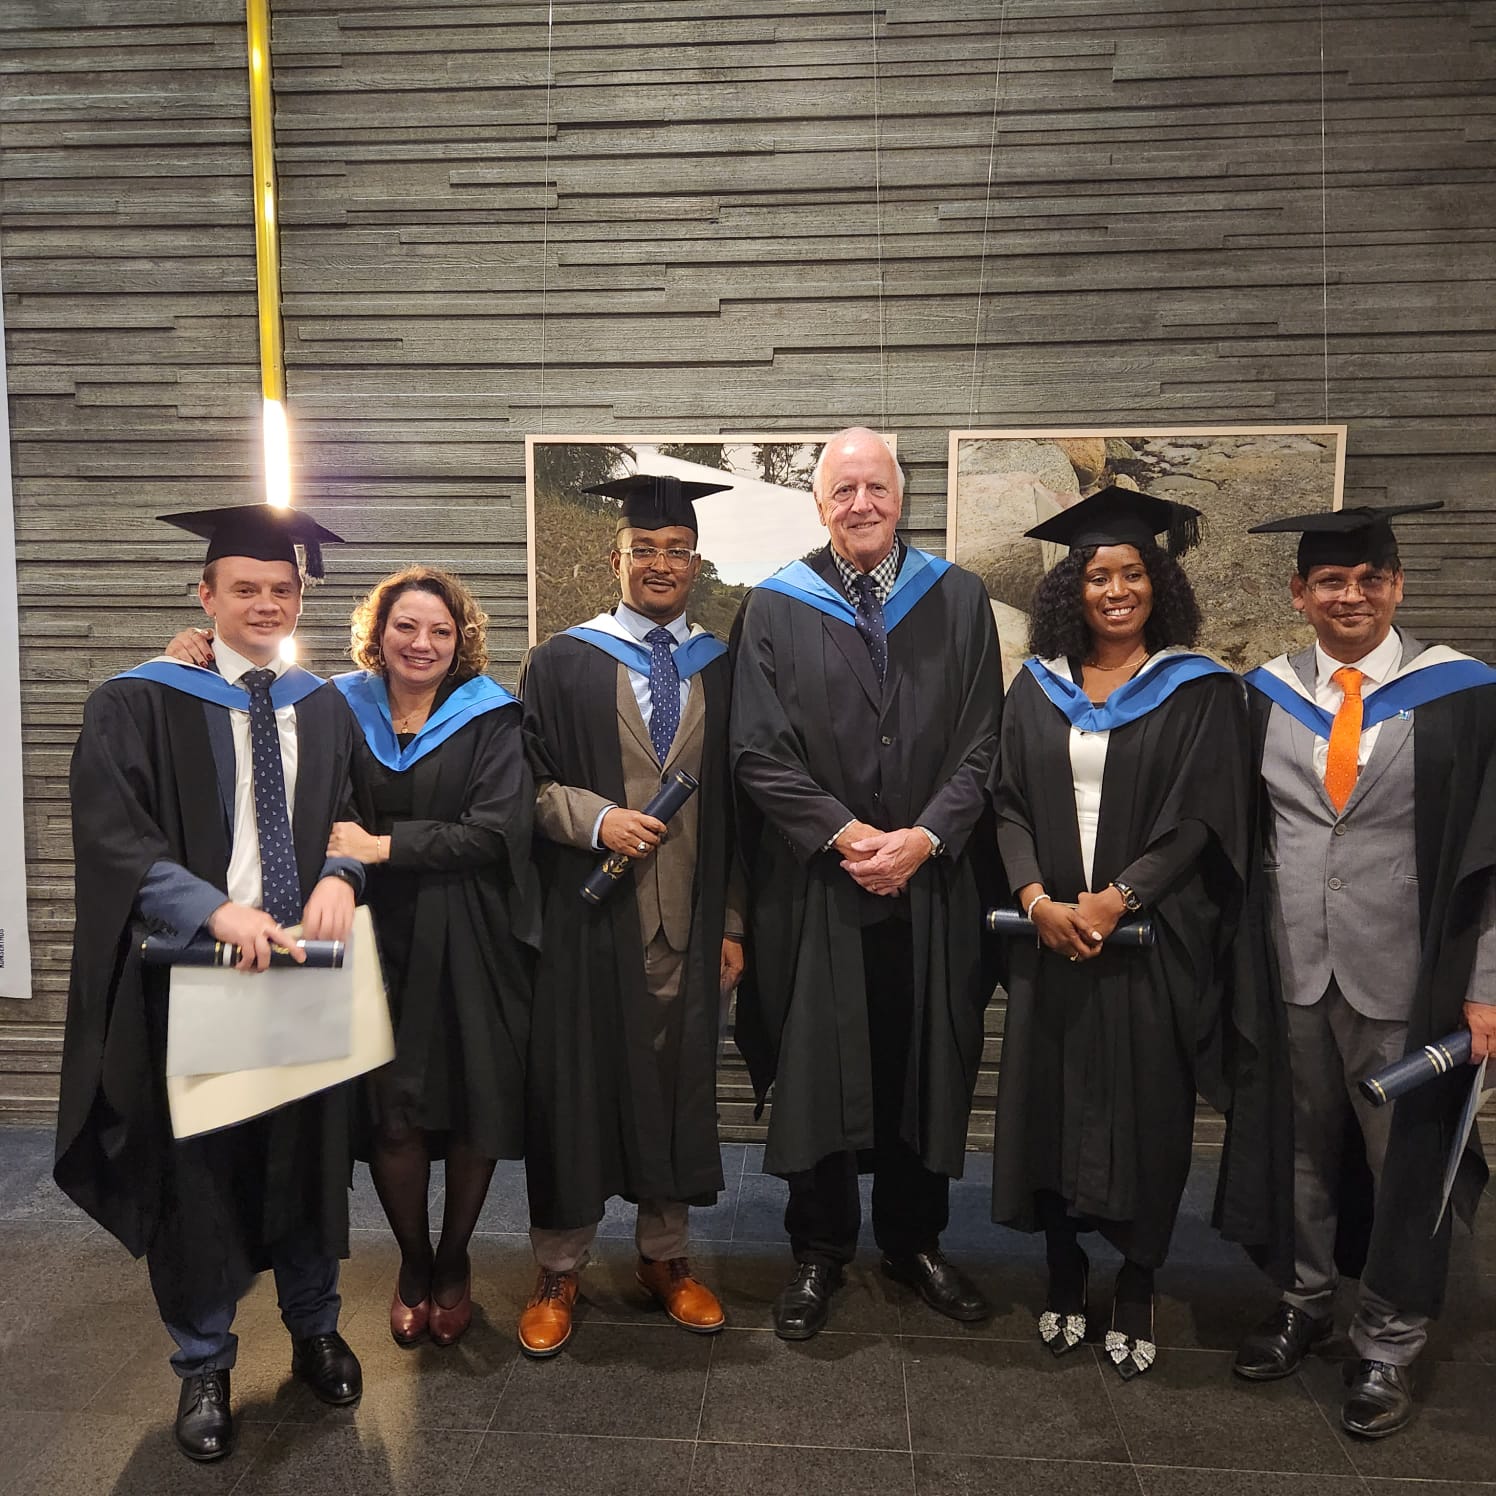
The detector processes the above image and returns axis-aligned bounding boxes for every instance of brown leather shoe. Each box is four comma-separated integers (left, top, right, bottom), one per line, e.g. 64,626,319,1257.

636,1257,725,1333
389,1287,430,1346
517,1269,580,1358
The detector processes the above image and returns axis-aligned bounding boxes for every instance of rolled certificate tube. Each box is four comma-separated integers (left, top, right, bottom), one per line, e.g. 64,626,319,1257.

581,769,700,906
1359,1029,1473,1107
140,935,345,969
983,907,1156,948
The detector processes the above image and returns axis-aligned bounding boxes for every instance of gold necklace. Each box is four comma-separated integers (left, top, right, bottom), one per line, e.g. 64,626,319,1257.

391,700,433,731
1085,648,1149,673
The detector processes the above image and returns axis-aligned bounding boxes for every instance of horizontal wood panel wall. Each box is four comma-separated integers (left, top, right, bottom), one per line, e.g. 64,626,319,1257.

2,1,1493,1127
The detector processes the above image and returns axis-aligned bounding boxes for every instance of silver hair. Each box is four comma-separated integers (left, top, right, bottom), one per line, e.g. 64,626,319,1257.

811,428,905,498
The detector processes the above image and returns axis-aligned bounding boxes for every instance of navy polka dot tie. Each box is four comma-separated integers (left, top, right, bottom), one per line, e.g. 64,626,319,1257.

242,668,302,926
646,627,681,765
852,575,888,682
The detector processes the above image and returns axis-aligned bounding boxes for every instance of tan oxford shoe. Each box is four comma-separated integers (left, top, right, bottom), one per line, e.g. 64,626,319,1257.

517,1268,580,1358
636,1256,725,1333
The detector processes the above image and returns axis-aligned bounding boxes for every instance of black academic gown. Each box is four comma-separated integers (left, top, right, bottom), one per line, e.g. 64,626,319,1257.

990,664,1251,1267
54,675,359,1317
1216,680,1496,1314
730,548,1004,1180
518,634,731,1229
353,687,540,1162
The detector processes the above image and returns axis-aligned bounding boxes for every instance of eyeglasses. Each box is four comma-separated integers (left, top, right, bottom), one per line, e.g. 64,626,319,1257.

623,545,699,571
1306,571,1396,601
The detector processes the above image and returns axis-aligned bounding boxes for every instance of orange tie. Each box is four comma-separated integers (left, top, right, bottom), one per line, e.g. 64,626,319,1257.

1324,666,1365,813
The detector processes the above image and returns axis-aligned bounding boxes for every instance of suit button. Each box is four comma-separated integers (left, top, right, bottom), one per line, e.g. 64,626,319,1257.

880,735,893,746
1328,877,1343,890
1333,823,1347,836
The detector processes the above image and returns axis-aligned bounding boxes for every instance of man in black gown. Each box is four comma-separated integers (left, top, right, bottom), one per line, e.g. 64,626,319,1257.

731,426,1004,1339
55,505,366,1462
1228,504,1496,1437
516,475,744,1357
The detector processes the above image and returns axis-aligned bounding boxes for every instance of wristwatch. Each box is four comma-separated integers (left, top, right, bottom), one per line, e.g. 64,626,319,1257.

1109,879,1142,913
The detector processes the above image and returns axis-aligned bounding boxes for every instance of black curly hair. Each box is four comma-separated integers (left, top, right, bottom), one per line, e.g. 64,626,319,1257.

1027,543,1202,661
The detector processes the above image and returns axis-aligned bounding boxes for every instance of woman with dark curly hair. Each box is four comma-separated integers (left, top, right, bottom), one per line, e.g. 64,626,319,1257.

325,566,540,1348
989,487,1250,1380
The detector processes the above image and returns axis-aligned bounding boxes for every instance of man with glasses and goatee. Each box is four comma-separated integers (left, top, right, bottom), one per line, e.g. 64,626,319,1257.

515,474,745,1358
1225,503,1496,1439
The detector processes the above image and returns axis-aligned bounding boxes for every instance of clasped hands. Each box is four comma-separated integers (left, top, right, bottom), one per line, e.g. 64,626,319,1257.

836,821,930,897
1017,882,1127,961
206,876,354,973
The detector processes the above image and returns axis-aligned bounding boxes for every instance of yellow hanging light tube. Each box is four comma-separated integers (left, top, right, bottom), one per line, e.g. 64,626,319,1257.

245,0,292,508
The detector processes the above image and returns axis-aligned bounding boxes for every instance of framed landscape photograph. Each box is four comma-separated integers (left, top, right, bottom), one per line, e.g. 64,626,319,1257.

525,433,897,642
946,426,1348,684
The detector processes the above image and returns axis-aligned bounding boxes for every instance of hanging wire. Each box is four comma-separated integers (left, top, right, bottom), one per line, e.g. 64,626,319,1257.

538,0,556,432
968,3,1007,427
870,2,888,429
1319,1,1331,424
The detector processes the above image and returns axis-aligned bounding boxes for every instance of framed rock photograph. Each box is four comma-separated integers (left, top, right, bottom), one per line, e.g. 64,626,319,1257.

946,426,1348,684
526,432,897,642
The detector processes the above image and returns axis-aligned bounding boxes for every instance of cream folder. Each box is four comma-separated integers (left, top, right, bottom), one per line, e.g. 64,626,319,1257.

166,904,393,1140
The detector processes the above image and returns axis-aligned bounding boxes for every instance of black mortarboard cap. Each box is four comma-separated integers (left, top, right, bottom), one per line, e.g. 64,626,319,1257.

159,503,343,580
1024,485,1203,558
584,473,732,537
1247,501,1441,574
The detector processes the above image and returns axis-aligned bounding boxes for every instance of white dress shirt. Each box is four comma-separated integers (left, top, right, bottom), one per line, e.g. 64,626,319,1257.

1053,651,1179,889
1310,629,1402,781
214,638,299,910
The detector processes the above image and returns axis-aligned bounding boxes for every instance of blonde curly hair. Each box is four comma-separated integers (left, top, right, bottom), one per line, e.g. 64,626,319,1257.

349,566,489,678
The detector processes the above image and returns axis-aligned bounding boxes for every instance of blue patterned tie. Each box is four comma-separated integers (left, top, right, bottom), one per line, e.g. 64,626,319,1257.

646,626,681,764
242,668,302,926
852,575,888,682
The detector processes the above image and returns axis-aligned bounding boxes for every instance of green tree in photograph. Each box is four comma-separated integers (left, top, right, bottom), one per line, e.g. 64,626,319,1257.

656,443,732,471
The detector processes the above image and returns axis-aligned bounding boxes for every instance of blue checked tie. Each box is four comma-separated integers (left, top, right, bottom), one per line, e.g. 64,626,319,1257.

852,575,888,682
646,627,681,764
242,668,302,926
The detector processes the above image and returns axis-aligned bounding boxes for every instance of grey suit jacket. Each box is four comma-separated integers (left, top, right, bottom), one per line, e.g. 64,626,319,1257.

1261,631,1423,1020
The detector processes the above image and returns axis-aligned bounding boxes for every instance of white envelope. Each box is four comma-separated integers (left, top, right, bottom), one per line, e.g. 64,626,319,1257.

166,958,353,1077
166,904,394,1139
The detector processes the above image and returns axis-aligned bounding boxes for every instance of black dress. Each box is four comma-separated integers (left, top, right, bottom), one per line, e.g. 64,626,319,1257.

354,677,540,1161
989,661,1250,1266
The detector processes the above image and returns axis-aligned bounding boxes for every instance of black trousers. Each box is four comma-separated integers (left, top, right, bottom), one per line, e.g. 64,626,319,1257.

784,918,950,1268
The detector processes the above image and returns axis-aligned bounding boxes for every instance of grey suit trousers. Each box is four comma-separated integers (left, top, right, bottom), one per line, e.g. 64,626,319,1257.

1283,978,1428,1364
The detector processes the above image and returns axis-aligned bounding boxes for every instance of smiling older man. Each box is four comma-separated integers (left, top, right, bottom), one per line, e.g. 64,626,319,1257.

731,428,1005,1339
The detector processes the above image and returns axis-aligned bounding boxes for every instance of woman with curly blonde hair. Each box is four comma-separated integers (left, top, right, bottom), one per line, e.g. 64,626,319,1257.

170,564,541,1347
325,566,540,1347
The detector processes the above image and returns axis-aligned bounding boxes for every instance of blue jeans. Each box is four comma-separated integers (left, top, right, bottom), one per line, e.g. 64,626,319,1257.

148,1228,342,1377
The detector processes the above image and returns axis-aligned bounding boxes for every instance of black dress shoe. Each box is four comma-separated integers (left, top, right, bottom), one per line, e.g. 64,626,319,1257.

1343,1359,1414,1438
291,1331,363,1405
774,1263,843,1341
174,1368,233,1462
1233,1303,1333,1381
881,1249,990,1323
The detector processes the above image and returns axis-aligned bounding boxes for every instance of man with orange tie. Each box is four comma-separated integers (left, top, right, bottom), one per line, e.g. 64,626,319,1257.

1228,503,1496,1438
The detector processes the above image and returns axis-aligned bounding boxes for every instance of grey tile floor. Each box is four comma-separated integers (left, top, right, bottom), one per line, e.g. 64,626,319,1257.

1,1126,1494,1493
